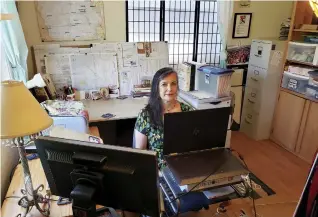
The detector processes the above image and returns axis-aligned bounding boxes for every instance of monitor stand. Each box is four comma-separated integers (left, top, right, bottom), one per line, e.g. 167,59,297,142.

70,169,117,217
71,183,110,217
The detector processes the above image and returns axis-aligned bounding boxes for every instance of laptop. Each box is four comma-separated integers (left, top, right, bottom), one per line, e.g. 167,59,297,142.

163,107,248,186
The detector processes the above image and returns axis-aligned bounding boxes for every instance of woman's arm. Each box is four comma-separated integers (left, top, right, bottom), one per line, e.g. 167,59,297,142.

133,129,148,149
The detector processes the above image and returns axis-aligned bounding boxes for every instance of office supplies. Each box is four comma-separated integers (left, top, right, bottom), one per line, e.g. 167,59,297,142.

57,197,72,206
1,81,53,216
26,153,39,160
35,137,160,217
101,113,116,119
117,96,128,100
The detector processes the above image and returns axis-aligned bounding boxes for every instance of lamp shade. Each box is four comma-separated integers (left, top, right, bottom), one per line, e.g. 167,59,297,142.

1,81,53,139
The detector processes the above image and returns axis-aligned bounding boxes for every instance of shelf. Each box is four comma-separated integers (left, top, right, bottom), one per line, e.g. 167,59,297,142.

281,88,318,103
227,62,249,67
286,60,318,68
293,29,318,33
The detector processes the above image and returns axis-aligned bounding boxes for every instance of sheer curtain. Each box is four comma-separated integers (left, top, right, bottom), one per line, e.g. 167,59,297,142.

217,0,234,68
0,0,28,82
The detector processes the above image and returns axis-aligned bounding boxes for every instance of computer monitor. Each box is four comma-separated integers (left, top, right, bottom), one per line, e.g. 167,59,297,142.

163,107,230,155
293,153,318,217
35,137,160,217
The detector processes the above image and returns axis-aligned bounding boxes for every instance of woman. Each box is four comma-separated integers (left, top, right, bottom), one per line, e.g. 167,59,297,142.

134,67,192,169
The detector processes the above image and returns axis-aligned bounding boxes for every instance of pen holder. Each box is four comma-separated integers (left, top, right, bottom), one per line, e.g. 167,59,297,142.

66,93,75,101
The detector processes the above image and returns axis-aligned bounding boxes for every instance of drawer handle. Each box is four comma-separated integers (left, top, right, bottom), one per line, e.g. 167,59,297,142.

251,92,257,97
245,119,252,124
248,99,255,104
208,101,221,105
254,70,260,75
251,77,259,82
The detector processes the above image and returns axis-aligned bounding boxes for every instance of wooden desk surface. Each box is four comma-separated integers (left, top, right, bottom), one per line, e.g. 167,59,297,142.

1,158,298,217
82,98,148,123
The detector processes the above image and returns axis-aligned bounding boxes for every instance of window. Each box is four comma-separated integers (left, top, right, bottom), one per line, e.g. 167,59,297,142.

126,0,221,67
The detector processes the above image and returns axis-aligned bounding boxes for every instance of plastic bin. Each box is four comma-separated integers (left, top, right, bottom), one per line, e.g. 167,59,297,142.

197,66,234,98
282,71,309,94
306,84,318,101
308,70,318,87
287,42,318,65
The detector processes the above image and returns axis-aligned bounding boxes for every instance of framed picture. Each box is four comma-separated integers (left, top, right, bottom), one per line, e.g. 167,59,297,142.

232,13,252,38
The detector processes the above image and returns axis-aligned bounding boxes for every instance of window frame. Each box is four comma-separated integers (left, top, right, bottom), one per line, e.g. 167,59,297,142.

126,0,221,66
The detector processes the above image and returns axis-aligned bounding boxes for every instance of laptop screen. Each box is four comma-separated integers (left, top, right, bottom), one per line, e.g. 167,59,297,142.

163,107,230,155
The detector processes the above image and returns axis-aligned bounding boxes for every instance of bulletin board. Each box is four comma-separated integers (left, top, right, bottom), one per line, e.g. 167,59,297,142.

33,42,169,96
35,1,106,42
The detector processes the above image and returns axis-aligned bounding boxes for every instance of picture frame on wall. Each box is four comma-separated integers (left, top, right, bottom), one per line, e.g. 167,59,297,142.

232,13,252,38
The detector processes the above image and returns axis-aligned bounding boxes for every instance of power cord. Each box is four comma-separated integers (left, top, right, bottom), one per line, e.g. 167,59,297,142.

4,195,59,202
230,149,257,217
168,166,217,205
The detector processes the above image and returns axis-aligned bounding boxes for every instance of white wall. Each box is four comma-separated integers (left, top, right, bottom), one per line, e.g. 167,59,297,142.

17,1,294,78
227,1,294,47
17,1,126,78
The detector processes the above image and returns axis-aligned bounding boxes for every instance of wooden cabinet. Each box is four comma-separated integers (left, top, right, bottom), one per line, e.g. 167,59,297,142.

270,2,318,162
230,69,243,125
297,101,318,163
271,91,306,152
271,91,318,163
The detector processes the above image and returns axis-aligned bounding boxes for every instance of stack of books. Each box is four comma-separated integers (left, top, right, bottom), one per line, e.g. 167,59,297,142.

131,84,151,98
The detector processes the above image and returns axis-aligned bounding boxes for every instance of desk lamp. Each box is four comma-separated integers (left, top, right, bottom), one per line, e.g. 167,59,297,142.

310,0,318,17
0,80,53,216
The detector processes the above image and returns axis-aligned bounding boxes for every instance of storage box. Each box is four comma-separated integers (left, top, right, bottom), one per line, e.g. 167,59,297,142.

282,71,309,94
197,66,234,98
287,42,318,65
306,84,318,101
287,65,312,77
308,70,318,87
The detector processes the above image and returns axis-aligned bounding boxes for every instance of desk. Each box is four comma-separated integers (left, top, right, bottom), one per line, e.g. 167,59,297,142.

83,98,148,123
2,158,298,217
82,98,148,147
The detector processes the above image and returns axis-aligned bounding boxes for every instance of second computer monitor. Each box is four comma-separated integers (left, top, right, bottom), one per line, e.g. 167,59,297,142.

35,137,160,217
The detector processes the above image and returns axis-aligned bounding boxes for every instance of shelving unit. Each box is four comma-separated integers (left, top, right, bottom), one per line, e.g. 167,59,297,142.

271,1,318,163
293,29,318,33
286,59,318,68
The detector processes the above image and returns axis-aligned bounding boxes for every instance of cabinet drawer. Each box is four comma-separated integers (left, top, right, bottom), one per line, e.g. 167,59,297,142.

249,40,272,69
240,109,259,138
231,69,244,86
243,87,262,113
246,65,266,89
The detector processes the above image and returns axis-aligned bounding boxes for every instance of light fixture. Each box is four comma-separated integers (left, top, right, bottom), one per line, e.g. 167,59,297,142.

310,0,318,17
1,80,53,216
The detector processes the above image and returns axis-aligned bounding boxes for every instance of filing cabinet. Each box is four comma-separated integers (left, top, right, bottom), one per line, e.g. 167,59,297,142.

240,40,283,140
